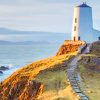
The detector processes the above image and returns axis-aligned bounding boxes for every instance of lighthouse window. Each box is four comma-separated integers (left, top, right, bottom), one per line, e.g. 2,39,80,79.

75,18,77,23
74,26,77,31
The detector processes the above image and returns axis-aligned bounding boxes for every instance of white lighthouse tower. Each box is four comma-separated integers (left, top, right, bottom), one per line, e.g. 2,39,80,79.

72,2,100,42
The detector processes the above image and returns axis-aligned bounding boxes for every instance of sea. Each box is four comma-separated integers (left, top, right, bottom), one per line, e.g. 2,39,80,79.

0,32,71,81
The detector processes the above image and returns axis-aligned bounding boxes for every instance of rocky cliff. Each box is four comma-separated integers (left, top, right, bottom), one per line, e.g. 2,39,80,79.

56,40,85,56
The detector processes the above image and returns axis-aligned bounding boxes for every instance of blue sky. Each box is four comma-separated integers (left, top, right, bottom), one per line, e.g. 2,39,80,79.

0,0,100,33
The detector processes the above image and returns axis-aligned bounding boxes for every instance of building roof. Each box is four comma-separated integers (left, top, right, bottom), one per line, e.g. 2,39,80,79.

77,3,91,8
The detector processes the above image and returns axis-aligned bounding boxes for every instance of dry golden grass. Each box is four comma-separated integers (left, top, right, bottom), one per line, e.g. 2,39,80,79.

0,52,78,100
36,69,79,100
64,40,85,45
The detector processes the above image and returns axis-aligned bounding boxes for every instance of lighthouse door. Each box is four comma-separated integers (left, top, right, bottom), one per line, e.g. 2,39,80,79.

73,36,76,41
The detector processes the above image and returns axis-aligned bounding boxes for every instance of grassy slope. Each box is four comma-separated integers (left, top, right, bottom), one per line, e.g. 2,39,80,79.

35,53,78,100
0,52,79,100
78,41,100,100
78,65,100,100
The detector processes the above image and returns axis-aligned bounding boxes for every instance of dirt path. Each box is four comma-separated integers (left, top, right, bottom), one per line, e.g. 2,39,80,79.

67,45,90,100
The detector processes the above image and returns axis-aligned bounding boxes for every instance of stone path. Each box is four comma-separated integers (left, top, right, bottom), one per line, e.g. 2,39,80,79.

67,44,90,100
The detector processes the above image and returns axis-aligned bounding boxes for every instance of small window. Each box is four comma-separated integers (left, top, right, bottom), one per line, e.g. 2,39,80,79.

75,18,77,23
74,26,77,31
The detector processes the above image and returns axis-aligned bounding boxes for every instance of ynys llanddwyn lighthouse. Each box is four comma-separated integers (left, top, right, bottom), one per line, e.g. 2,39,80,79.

72,2,100,43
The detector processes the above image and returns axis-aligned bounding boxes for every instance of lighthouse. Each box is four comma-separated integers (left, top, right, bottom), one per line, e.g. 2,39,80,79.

72,2,100,42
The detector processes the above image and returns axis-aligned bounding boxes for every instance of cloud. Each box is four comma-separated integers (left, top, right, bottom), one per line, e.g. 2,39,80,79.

0,0,100,33
0,0,66,4
0,1,72,32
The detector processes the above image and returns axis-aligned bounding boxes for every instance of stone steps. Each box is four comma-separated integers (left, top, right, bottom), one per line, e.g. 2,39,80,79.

66,45,89,100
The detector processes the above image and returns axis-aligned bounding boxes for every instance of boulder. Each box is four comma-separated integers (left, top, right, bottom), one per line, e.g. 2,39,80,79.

0,71,3,74
0,66,9,71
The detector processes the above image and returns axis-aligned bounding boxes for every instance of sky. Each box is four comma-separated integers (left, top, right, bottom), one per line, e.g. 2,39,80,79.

0,0,100,33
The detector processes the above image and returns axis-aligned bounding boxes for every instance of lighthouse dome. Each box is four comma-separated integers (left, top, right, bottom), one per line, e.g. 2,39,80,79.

77,3,91,8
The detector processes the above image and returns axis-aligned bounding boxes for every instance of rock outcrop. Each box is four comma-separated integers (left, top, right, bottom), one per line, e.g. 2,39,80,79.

0,71,3,74
79,56,100,72
56,40,85,56
78,41,100,72
90,41,100,56
0,66,9,71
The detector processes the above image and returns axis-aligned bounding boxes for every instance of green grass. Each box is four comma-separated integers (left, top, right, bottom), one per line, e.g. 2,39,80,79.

34,60,70,99
90,43,100,56
35,70,68,92
82,54,98,57
78,64,100,100
33,54,78,100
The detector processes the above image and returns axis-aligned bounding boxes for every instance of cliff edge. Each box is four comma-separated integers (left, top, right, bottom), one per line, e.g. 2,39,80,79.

56,40,85,56
0,53,78,100
1,40,99,100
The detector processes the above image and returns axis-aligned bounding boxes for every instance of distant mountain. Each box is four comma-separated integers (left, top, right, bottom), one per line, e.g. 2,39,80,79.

0,28,57,35
0,27,70,44
0,40,50,45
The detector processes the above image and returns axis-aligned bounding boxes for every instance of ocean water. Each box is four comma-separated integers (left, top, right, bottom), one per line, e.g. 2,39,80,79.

0,32,71,81
0,43,61,81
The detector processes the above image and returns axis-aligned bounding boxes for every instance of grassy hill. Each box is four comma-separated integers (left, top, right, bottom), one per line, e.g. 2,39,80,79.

78,41,100,100
0,52,79,100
